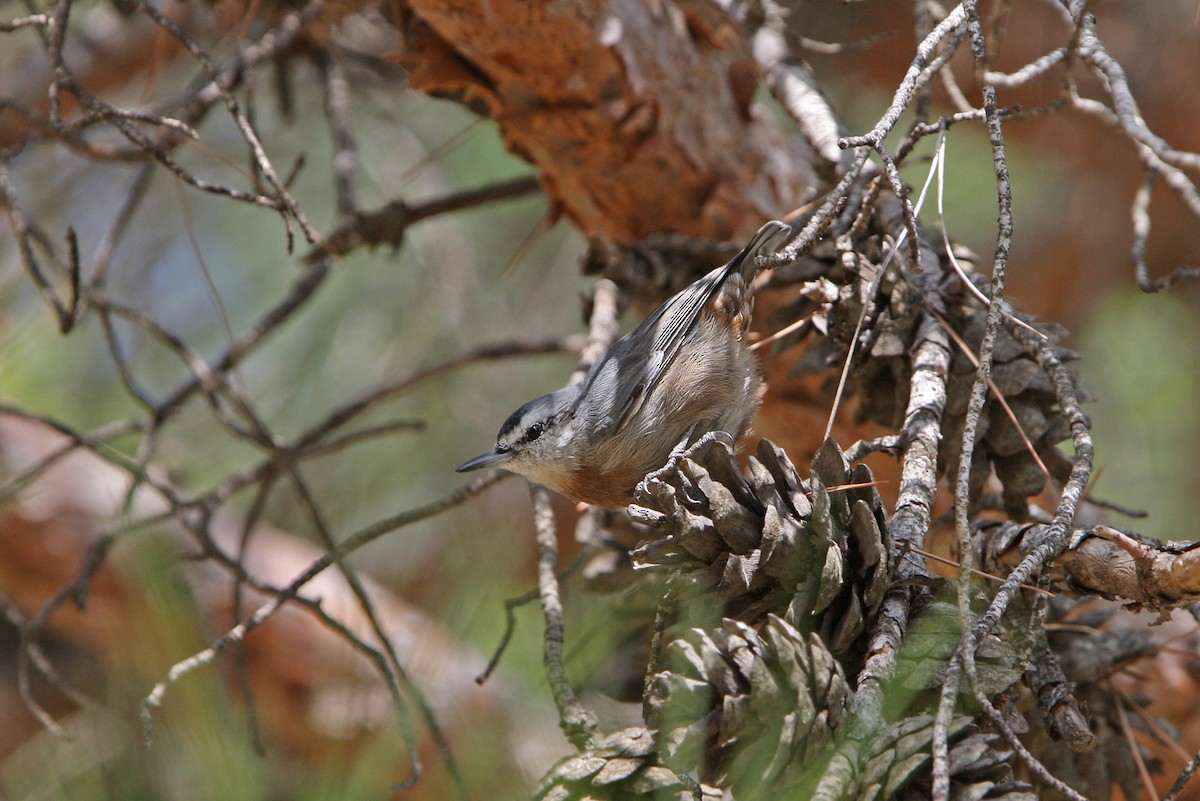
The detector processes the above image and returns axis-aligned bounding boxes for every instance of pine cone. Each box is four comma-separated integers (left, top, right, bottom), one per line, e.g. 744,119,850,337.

862,717,1037,801
534,727,713,801
645,615,849,796
630,438,890,652
766,217,1087,520
941,312,1083,519
645,612,1030,801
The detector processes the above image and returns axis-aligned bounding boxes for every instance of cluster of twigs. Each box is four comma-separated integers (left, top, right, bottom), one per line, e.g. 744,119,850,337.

539,2,1200,799
783,6,1200,794
0,0,560,795
2,1,1200,800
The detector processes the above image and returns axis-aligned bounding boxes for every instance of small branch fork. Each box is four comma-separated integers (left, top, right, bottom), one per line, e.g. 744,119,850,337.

984,0,1200,292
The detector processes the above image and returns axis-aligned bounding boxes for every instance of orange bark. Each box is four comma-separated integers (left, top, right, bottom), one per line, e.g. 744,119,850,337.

399,0,819,242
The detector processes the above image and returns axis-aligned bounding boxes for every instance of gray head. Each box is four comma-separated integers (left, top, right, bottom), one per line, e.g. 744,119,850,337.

456,386,581,485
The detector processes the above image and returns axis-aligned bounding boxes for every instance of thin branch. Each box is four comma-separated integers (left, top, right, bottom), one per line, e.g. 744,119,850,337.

303,176,543,263
135,0,321,246
840,5,968,149
821,316,949,801
474,545,593,685
284,469,437,795
1113,688,1161,801
529,484,597,749
970,328,1094,640
972,670,1090,801
0,162,81,332
1165,748,1200,801
1130,169,1200,292
314,48,358,225
141,471,508,741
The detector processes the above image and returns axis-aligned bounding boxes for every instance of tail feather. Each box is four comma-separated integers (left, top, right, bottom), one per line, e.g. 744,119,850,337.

730,219,793,280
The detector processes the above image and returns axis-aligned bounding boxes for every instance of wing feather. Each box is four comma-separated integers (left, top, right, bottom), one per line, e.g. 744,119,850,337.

573,221,792,435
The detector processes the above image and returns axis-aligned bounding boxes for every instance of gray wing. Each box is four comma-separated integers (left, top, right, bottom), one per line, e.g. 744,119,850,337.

575,220,792,435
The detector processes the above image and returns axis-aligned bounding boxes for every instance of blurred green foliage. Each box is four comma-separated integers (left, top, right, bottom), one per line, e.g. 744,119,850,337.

1080,290,1200,537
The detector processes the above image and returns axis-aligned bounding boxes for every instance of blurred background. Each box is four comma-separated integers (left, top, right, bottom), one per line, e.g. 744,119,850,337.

0,1,1197,799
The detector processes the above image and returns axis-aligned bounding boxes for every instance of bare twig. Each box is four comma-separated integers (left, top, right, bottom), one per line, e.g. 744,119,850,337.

1165,748,1200,801
473,544,593,685
134,0,322,246
303,176,543,263
1113,688,1161,801
529,484,597,749
314,49,358,225
1130,170,1200,292
815,316,949,801
141,471,508,739
840,6,967,150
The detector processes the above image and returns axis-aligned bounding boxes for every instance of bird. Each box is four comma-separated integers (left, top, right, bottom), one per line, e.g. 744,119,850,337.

457,220,793,508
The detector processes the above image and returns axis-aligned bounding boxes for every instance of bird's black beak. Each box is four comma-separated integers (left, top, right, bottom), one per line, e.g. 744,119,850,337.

456,449,514,472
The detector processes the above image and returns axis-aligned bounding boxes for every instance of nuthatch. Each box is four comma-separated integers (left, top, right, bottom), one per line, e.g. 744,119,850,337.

457,220,793,508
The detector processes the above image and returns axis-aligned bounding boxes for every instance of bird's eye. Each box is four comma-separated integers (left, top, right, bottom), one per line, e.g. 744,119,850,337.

526,422,544,442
